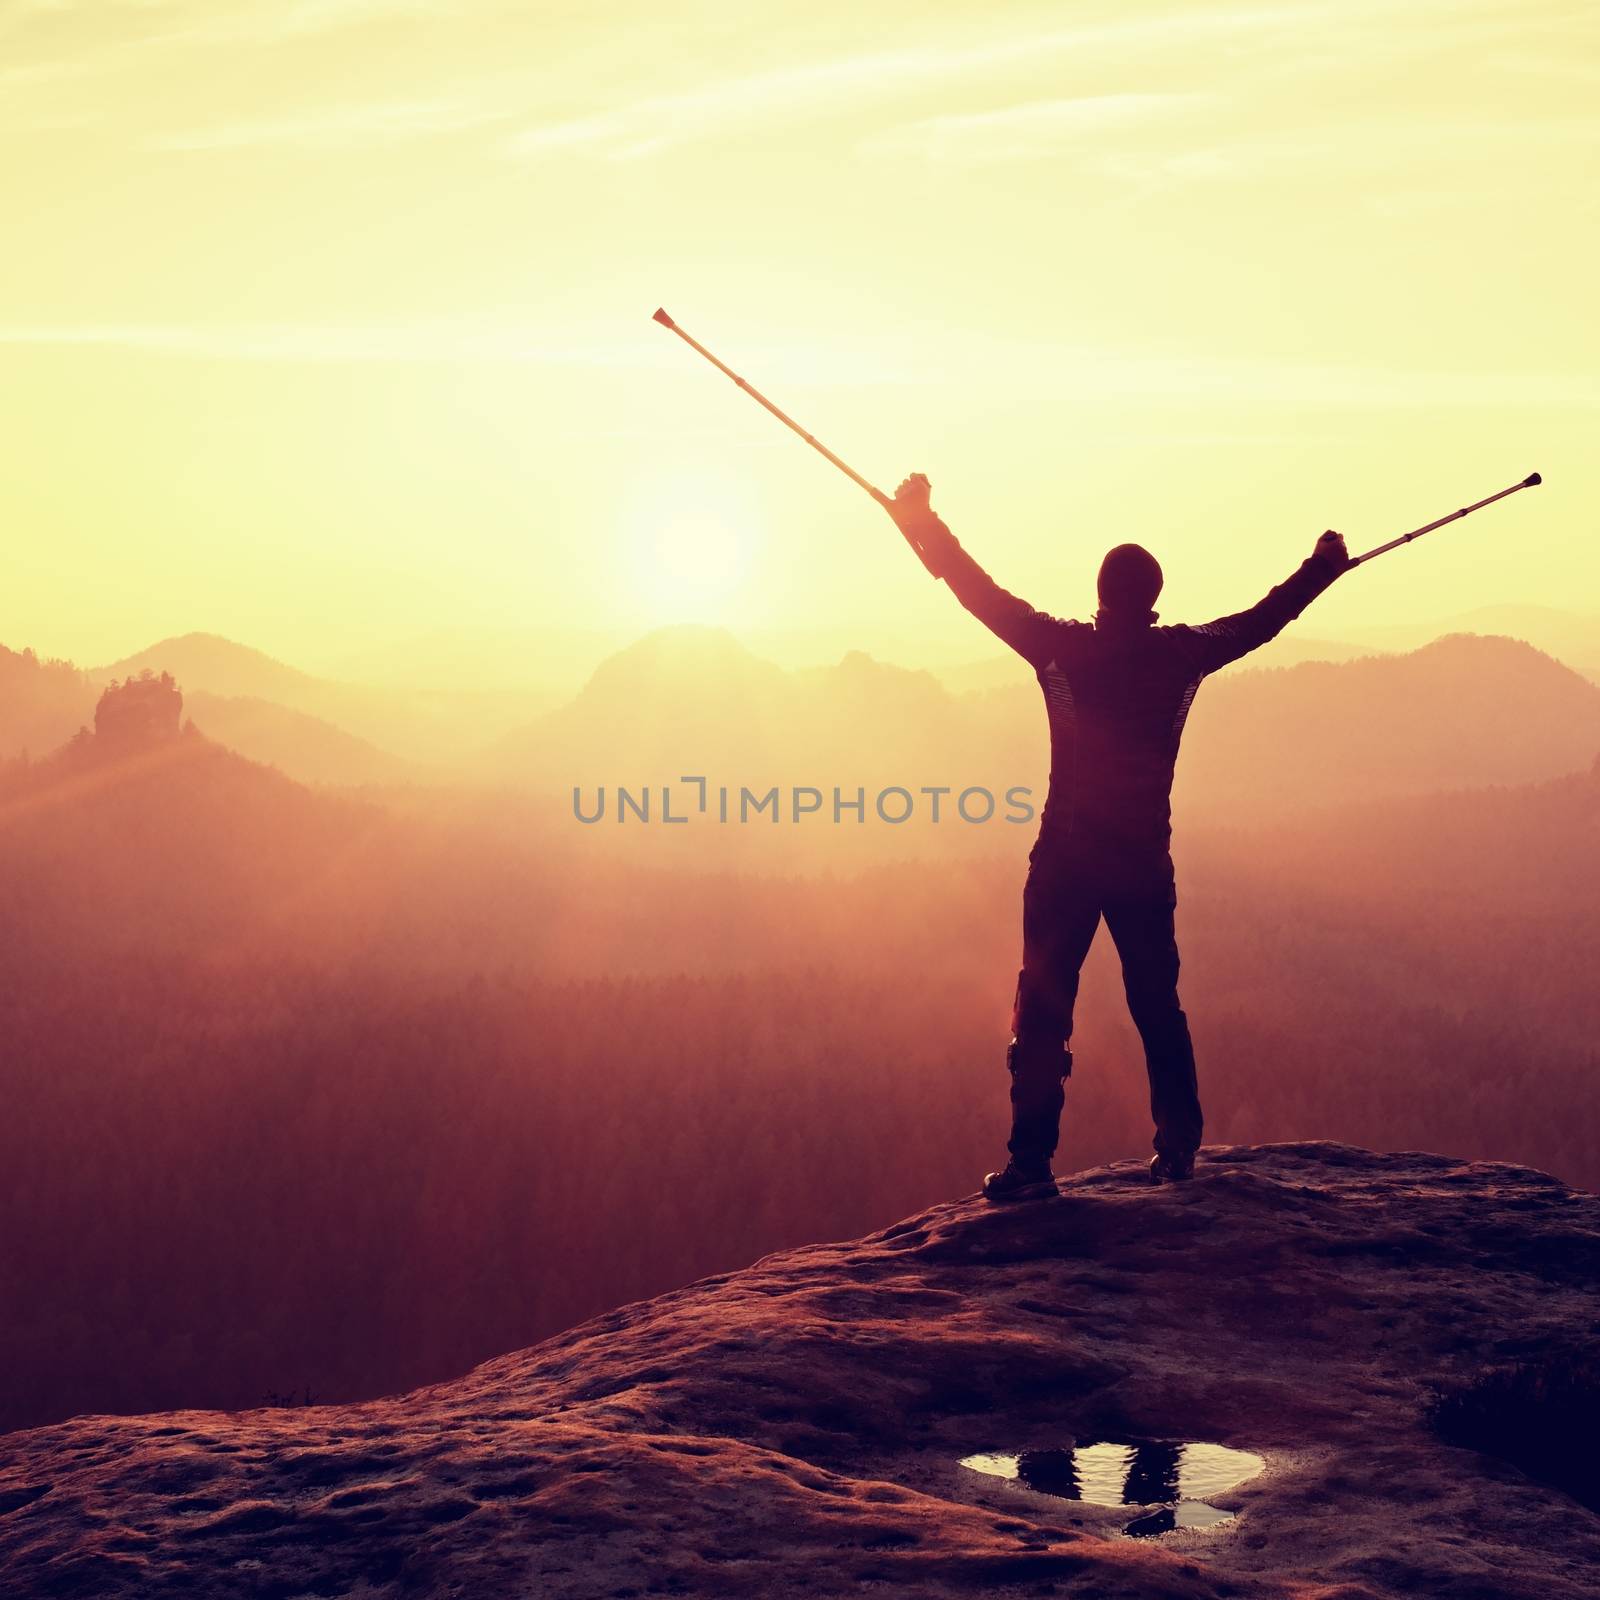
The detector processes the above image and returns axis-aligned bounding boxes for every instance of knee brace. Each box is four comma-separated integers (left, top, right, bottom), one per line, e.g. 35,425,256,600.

1007,1036,1072,1081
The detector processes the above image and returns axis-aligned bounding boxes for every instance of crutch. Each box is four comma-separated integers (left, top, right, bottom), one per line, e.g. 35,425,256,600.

652,308,942,575
1350,474,1541,566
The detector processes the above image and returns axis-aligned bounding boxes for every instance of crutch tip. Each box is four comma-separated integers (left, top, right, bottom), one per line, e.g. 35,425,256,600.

1523,471,1542,487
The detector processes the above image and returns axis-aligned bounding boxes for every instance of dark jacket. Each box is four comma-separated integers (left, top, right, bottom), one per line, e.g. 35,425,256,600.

921,518,1342,881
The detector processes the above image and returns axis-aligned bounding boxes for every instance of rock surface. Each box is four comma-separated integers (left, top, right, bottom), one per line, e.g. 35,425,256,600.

3,1143,1597,1598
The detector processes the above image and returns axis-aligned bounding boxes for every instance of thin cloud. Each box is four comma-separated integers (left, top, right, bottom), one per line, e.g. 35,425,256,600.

865,92,1214,163
1,323,1591,410
146,96,512,151
137,0,444,46
1089,113,1600,188
507,8,1315,159
0,0,445,117
1493,51,1600,87
0,320,918,385
0,322,643,364
279,0,440,33
0,0,441,74
977,337,1600,411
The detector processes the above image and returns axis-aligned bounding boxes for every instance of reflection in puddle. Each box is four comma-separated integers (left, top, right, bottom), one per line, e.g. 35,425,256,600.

960,1440,1264,1539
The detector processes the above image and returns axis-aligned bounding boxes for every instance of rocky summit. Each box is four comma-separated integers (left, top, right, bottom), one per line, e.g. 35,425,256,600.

3,1143,1597,1599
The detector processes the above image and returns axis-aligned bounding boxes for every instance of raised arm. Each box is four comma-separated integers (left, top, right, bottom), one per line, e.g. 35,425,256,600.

886,473,1066,669
1180,529,1352,674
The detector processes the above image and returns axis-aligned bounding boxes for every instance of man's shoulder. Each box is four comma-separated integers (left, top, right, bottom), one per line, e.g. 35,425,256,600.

1033,614,1094,646
1027,616,1092,674
1148,623,1215,674
1044,615,1094,651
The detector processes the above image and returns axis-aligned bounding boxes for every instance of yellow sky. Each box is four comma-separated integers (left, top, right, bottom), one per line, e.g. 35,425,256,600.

1,0,1594,678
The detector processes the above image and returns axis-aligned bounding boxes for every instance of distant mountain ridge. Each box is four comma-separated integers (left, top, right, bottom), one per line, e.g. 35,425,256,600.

1176,631,1600,816
183,692,421,788
490,624,1600,826
1346,603,1600,675
0,644,96,759
94,632,325,707
92,632,545,769
947,603,1600,689
9,616,1599,812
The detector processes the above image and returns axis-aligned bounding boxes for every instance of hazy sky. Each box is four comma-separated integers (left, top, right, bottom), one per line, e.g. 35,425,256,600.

1,0,1594,676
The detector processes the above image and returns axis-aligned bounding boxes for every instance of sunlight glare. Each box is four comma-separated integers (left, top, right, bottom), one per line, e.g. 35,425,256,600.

628,476,754,622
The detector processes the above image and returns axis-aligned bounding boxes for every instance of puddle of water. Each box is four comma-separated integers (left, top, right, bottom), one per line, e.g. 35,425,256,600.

1123,1500,1236,1537
959,1439,1263,1539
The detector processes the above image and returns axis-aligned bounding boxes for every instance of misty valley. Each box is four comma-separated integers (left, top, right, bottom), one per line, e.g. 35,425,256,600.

2,618,1596,1436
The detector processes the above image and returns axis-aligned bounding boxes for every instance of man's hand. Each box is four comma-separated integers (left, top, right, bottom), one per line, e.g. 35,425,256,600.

889,472,935,534
1313,529,1352,571
886,471,956,578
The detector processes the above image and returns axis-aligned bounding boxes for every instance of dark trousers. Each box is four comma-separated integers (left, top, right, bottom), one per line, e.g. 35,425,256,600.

1007,850,1203,1164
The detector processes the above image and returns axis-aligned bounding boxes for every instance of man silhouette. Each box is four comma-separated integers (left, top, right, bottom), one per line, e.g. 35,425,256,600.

887,474,1351,1200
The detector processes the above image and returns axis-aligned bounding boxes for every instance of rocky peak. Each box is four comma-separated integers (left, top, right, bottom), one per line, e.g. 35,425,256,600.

91,671,184,750
1,1143,1595,1597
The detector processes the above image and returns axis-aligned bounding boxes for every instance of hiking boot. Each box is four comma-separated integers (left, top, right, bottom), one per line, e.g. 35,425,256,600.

1149,1150,1196,1184
983,1160,1059,1204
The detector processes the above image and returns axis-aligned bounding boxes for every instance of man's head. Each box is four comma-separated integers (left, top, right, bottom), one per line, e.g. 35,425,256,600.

1097,543,1163,619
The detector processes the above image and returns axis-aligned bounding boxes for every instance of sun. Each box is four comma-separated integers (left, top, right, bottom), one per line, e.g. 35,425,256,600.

649,512,746,609
627,477,755,622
